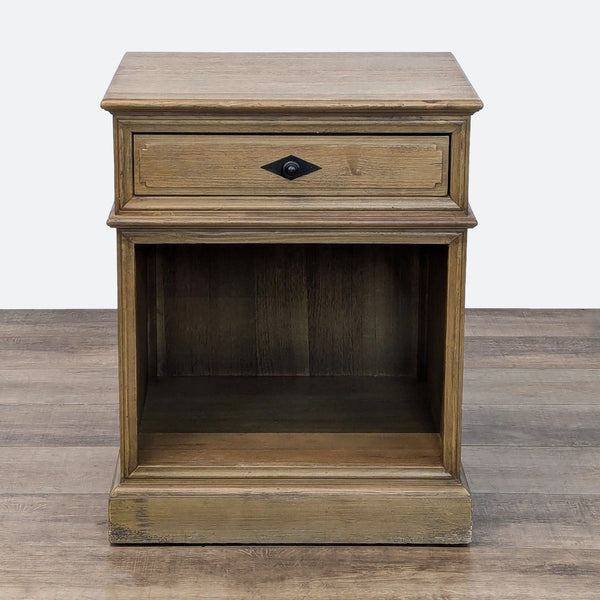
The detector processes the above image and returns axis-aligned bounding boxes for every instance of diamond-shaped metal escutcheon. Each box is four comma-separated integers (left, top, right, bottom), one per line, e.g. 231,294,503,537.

261,155,321,180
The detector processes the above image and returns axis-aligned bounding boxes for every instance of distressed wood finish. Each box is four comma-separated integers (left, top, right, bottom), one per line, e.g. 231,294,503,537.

137,433,443,471
101,53,482,544
101,52,483,114
113,118,470,213
140,377,436,433
107,208,478,229
109,472,471,544
133,134,450,197
152,244,422,377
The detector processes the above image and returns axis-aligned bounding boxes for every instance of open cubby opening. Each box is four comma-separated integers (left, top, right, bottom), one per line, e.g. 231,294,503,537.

133,243,448,470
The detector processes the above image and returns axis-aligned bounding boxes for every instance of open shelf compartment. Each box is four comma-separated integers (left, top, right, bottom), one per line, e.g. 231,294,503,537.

131,243,449,474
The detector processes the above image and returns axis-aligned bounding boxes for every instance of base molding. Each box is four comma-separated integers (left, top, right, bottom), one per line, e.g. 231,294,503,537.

109,466,472,544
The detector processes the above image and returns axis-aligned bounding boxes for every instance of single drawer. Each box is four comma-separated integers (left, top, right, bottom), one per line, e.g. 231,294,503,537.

132,134,449,198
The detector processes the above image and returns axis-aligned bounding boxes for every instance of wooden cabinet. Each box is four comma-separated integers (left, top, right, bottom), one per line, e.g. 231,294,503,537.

102,52,482,544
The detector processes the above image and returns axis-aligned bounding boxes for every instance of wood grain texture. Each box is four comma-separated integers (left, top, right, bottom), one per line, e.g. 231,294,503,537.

0,446,117,494
159,245,257,376
472,493,600,549
418,244,447,429
109,476,470,544
101,52,483,114
2,547,599,600
116,232,139,477
139,376,435,434
135,377,441,476
0,367,116,405
114,117,470,212
0,403,118,445
304,244,419,375
465,309,600,338
463,447,600,494
465,336,600,368
254,246,309,375
133,134,449,197
137,433,442,469
107,207,478,229
4,491,599,550
441,234,467,476
0,309,116,372
464,368,600,405
1,310,600,596
151,244,422,377
463,404,600,447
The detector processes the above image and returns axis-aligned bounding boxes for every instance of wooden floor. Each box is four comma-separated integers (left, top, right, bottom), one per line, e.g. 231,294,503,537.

1,309,599,599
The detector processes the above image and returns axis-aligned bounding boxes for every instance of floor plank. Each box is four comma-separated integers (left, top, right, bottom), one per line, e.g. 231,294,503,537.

463,404,600,447
0,308,116,329
464,336,600,369
463,446,600,494
465,309,600,337
472,493,600,549
0,367,117,405
1,546,599,600
0,404,119,445
0,447,117,494
463,368,600,406
0,494,108,547
0,350,116,371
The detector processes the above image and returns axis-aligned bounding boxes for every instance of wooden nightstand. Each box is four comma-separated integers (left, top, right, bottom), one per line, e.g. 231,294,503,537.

102,52,482,544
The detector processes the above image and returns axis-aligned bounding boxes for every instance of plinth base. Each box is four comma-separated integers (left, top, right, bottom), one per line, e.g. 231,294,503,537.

109,459,472,544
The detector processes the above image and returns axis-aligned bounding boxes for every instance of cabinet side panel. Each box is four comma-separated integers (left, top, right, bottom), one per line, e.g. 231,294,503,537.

448,118,470,210
145,247,157,377
421,245,449,430
117,233,143,476
442,234,467,476
135,247,149,425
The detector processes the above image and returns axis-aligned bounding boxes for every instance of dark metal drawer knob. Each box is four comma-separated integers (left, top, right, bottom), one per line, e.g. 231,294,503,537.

282,160,300,177
261,155,322,180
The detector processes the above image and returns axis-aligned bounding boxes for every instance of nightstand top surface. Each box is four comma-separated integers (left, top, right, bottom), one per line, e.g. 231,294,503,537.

101,52,482,114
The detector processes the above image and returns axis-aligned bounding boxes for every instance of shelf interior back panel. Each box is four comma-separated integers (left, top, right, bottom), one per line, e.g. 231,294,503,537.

142,244,445,377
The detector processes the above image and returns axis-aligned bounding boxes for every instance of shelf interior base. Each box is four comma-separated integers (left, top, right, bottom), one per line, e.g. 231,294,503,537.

138,376,442,470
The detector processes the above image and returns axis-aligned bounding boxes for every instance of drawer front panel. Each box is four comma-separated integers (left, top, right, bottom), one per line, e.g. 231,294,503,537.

133,134,449,197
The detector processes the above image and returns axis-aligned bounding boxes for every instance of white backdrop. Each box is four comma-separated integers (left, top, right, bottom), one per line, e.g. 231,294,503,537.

1,0,598,308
